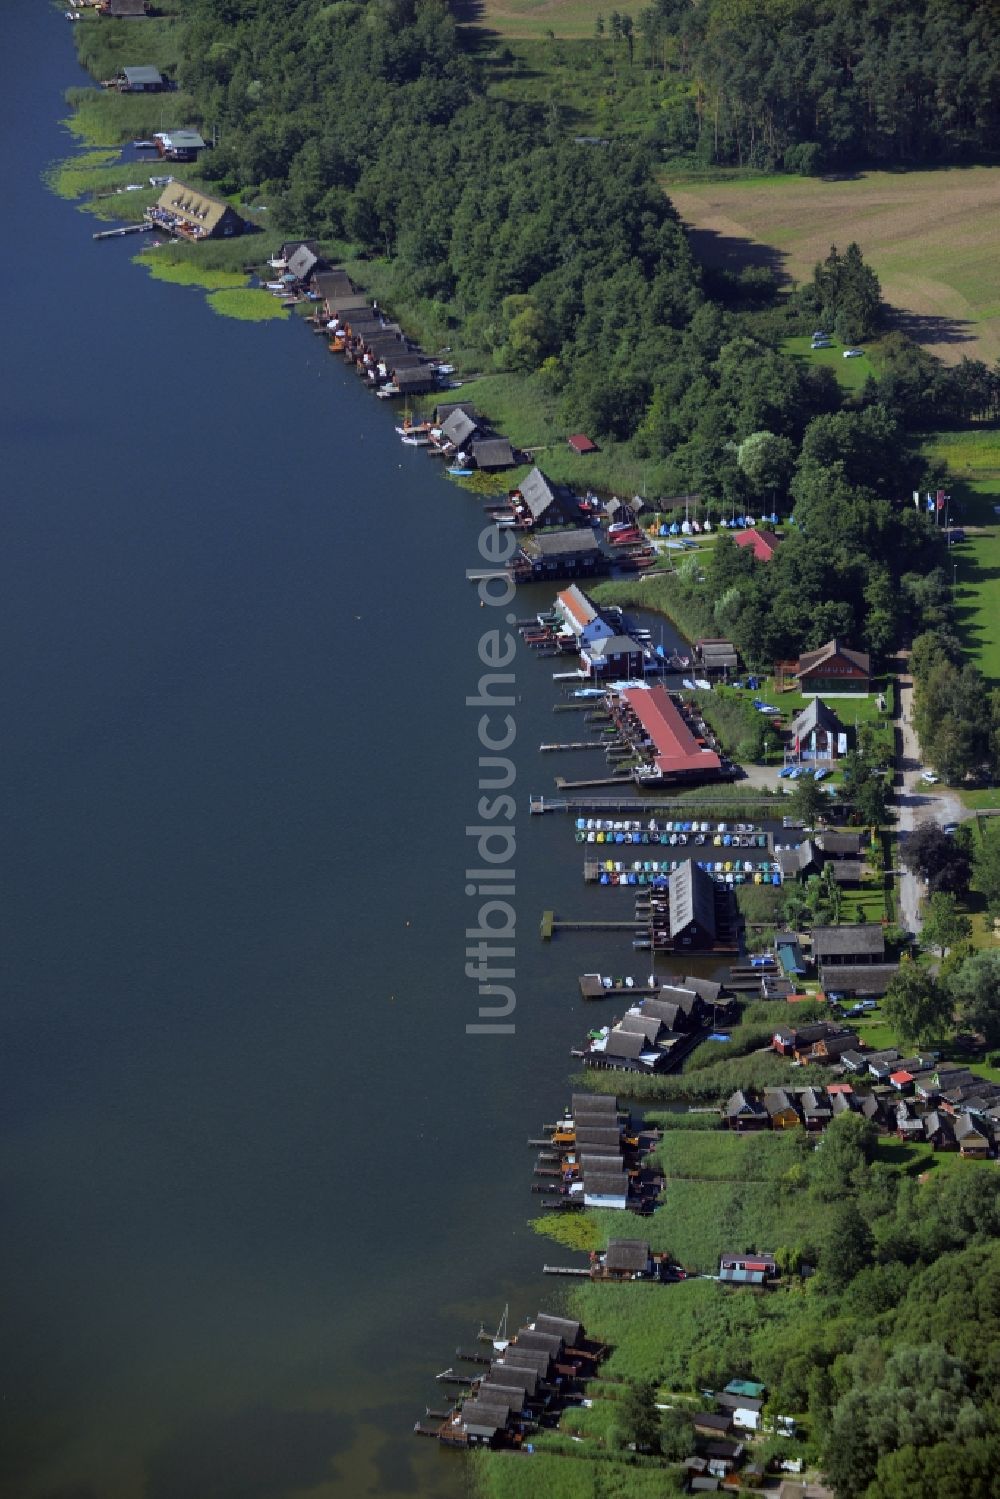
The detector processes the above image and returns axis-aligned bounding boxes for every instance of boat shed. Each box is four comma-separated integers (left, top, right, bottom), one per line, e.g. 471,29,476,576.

515,529,607,581
619,685,722,778
471,437,515,471
394,365,438,395
119,65,163,91
602,1239,652,1278
286,243,319,281
102,0,150,16
513,467,580,528
554,586,615,645
668,860,718,946
439,408,480,449
153,129,206,161
695,638,739,676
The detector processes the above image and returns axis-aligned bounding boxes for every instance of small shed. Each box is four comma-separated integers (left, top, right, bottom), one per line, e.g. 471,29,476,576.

567,433,599,455
734,527,781,563
103,0,150,16
119,65,163,91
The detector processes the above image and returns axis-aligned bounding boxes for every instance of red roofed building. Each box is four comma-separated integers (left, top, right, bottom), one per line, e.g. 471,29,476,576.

567,433,599,455
734,527,782,563
619,686,722,778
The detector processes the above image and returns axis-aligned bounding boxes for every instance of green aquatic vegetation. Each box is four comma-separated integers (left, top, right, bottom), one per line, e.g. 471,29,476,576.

206,289,289,322
135,254,248,292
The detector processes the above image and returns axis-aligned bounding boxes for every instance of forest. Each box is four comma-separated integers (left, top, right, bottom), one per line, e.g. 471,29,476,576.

626,0,1000,172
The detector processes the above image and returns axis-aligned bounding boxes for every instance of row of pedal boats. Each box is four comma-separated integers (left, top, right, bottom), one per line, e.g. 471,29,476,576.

576,818,761,834
578,827,767,847
597,858,782,886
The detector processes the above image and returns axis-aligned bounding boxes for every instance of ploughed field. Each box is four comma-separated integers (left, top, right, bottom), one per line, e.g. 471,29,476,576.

664,166,1000,366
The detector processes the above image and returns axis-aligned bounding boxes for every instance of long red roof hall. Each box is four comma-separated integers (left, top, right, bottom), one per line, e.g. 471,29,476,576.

620,686,722,775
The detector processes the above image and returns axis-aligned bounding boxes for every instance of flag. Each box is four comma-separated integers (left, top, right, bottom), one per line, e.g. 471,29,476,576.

936,489,946,510
926,494,935,512
913,490,920,509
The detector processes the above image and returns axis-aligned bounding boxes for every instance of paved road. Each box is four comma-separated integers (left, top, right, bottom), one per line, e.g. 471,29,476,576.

895,675,969,937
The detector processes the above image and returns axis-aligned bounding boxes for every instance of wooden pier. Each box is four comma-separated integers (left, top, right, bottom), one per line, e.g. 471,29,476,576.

541,912,645,940
543,1265,591,1276
93,223,156,241
540,741,606,752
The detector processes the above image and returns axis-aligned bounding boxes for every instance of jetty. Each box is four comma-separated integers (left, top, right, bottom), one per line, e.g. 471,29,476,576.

93,223,155,240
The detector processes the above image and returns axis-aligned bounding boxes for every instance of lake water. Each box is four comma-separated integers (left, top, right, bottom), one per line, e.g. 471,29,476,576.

0,10,694,1499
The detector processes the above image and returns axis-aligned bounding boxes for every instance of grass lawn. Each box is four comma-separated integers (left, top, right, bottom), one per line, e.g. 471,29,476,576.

463,0,625,40
664,167,1000,366
782,334,876,393
922,430,1000,685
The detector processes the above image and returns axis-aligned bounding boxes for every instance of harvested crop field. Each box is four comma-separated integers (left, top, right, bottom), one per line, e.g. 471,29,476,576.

664,167,1000,365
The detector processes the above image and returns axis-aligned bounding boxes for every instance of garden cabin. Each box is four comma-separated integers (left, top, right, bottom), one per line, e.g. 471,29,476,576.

762,1089,800,1128
734,527,781,563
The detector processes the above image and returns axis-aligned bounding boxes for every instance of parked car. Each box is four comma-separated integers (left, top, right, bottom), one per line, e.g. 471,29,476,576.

921,770,940,783
843,348,864,357
943,822,959,835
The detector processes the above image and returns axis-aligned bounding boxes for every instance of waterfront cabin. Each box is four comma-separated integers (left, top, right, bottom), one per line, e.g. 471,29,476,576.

582,1171,629,1211
284,242,319,281
599,1238,653,1280
614,685,722,782
449,1397,513,1447
153,129,206,161
734,527,781,563
471,437,515,471
438,407,481,452
695,638,740,676
514,529,607,582
511,468,581,529
553,585,616,647
580,633,646,681
789,697,846,761
118,65,163,91
101,0,150,16
393,365,438,396
146,182,244,241
793,638,871,695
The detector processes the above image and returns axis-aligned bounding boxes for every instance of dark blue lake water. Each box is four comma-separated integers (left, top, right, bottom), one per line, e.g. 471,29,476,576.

0,10,696,1499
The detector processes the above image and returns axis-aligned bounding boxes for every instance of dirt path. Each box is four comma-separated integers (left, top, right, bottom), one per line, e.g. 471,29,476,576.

895,676,969,937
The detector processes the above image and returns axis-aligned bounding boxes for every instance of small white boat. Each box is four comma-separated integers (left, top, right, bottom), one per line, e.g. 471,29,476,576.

400,434,430,446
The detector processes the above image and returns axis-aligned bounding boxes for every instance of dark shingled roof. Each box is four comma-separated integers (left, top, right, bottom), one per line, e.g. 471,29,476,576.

521,529,601,559
604,1238,650,1272
472,437,516,470
574,1126,623,1150
534,1313,583,1345
812,924,885,959
573,1092,618,1115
